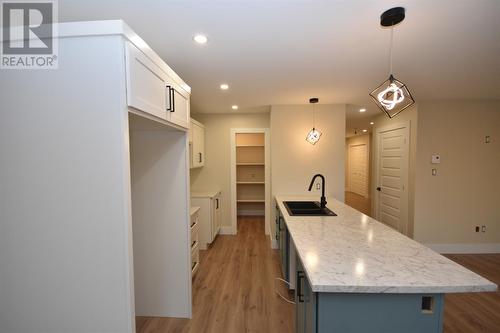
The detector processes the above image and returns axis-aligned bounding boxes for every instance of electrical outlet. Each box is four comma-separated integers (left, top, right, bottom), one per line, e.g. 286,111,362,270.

485,136,491,143
481,225,486,233
316,182,321,190
475,226,480,232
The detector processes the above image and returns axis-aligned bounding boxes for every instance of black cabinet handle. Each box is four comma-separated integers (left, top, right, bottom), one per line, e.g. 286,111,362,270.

199,152,202,163
216,198,219,209
171,87,175,113
297,271,305,303
166,86,172,111
377,186,381,192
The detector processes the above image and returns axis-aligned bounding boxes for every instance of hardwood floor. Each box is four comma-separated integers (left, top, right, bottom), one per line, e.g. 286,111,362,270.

443,254,500,333
345,191,371,216
136,216,499,333
136,216,294,333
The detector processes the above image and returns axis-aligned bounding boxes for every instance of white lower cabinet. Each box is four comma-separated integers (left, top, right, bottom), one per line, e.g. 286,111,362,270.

190,207,200,277
191,191,221,249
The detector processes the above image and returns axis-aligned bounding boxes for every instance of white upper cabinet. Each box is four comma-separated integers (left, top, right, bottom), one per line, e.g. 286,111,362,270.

125,41,190,129
125,42,167,120
166,79,190,129
190,118,205,168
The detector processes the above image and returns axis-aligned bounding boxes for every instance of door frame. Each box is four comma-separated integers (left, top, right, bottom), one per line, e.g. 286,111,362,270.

230,128,271,236
373,120,410,235
347,142,369,197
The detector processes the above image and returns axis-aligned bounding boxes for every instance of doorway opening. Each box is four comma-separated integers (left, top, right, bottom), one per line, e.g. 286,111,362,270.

345,135,371,216
230,129,270,237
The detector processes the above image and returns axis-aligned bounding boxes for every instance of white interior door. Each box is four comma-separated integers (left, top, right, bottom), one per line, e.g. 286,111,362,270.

374,123,409,234
348,144,368,197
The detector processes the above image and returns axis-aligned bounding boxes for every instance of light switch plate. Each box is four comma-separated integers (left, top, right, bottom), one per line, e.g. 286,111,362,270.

431,155,441,164
432,168,437,176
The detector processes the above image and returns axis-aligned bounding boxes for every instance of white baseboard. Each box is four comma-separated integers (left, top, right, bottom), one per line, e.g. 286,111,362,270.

270,236,278,249
237,210,265,216
219,226,235,235
425,243,500,254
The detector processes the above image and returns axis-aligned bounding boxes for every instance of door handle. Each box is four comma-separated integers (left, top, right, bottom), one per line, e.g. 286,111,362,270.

199,152,202,163
297,271,305,303
377,187,381,192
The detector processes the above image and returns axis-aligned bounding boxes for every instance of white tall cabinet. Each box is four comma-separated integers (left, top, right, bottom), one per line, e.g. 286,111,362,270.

0,21,192,333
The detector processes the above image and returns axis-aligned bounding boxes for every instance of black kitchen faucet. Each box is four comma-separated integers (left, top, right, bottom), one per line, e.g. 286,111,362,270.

308,174,327,208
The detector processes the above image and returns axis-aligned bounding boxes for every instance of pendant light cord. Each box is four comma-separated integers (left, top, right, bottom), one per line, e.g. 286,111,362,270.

312,103,315,128
389,26,394,75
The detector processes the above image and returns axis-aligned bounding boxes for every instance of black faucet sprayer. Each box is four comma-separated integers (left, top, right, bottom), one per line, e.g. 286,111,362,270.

308,174,327,208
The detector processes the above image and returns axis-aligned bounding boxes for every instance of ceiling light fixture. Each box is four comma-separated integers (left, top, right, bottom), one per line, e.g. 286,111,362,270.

231,105,238,110
220,83,229,90
193,34,208,45
362,129,368,133
306,97,322,145
370,121,374,125
369,7,415,118
359,108,366,113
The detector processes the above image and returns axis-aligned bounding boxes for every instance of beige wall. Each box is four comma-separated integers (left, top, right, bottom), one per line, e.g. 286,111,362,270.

345,134,371,196
413,101,500,245
271,104,346,236
190,113,270,228
370,105,418,237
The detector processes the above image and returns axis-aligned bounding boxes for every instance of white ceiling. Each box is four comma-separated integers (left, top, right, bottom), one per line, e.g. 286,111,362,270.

59,0,500,115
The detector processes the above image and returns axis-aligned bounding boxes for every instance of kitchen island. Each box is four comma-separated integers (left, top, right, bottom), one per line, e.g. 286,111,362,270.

275,196,497,333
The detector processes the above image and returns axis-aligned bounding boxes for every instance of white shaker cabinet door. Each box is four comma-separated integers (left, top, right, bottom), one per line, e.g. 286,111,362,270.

167,82,190,129
125,42,168,120
191,121,205,168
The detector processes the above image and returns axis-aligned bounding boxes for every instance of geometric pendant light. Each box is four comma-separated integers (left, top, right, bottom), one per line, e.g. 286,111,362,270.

369,7,415,118
305,97,322,145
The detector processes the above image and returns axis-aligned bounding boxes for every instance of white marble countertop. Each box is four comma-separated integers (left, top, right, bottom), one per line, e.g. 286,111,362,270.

191,190,220,198
276,195,497,294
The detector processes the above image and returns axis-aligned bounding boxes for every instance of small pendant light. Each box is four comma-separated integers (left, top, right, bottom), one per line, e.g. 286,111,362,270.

306,97,321,145
369,7,415,118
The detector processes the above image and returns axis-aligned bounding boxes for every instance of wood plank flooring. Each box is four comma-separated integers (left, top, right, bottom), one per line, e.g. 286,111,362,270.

443,254,500,333
345,191,371,216
136,216,499,333
136,216,294,333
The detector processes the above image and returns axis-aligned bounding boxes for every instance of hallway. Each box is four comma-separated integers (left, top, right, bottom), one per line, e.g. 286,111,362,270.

345,191,371,216
136,216,295,333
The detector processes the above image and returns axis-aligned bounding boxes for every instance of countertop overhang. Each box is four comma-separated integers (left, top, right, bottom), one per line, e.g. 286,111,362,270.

276,195,497,294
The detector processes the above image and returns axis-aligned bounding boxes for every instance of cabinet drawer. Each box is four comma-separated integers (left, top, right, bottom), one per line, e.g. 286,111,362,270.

191,243,200,276
190,213,199,241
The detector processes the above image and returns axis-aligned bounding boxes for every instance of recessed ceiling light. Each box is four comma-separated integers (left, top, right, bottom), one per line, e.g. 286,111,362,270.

220,84,229,90
193,34,208,45
370,121,374,125
359,108,366,113
232,105,239,110
362,129,368,133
